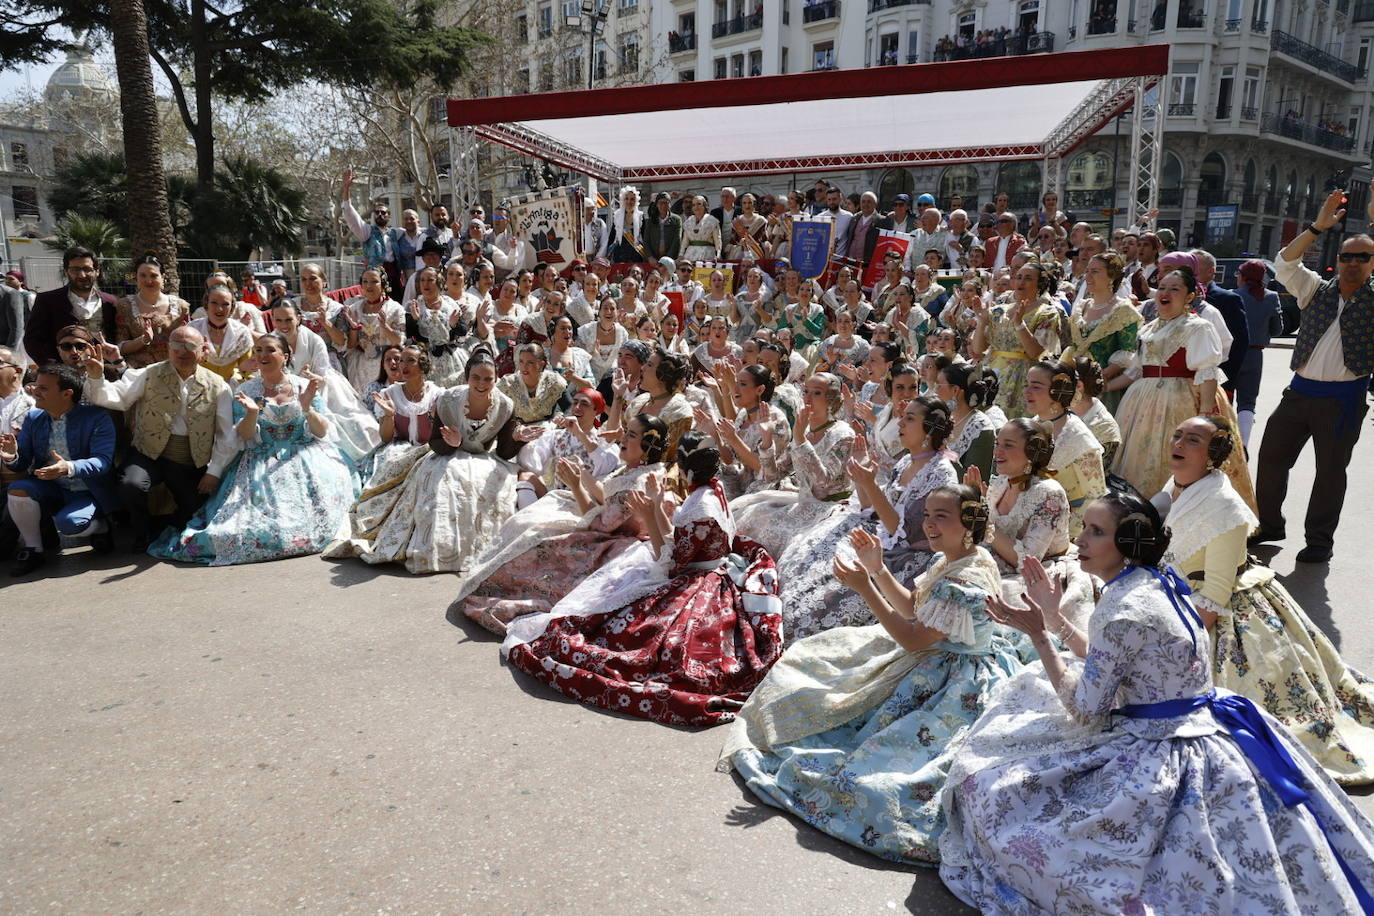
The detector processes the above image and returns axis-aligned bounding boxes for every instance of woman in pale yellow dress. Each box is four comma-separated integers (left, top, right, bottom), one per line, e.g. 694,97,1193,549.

1104,267,1255,508
971,256,1064,419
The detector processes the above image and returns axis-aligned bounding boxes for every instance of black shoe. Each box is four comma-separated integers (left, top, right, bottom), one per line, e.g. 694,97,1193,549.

10,548,46,577
1296,545,1333,563
90,529,115,554
1247,527,1286,546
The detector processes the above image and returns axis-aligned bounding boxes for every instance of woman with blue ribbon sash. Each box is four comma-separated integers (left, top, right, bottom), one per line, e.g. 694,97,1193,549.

938,492,1374,914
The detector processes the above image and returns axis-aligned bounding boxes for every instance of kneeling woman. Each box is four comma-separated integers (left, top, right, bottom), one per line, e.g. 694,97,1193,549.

940,493,1374,913
455,414,669,635
1155,415,1374,784
151,332,358,565
718,486,1021,864
326,353,516,574
504,432,784,727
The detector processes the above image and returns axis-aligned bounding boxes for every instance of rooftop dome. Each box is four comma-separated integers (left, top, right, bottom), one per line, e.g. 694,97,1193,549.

44,37,115,103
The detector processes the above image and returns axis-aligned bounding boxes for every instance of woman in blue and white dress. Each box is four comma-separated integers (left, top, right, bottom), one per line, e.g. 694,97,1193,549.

151,332,357,565
939,492,1374,914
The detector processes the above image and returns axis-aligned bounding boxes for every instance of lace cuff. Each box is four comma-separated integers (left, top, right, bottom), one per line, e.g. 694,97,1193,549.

1107,349,1134,369
1192,593,1229,621
914,580,979,645
1192,365,1223,384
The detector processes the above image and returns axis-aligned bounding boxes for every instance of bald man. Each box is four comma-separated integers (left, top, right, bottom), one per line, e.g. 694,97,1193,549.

82,325,239,550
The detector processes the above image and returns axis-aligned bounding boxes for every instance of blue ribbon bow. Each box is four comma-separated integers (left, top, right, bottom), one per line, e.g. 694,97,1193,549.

1105,565,1203,652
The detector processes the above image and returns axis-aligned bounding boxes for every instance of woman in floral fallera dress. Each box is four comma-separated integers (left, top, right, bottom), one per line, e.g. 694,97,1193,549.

1153,416,1374,784
719,485,1021,864
151,333,358,565
456,414,669,636
341,267,405,395
504,432,783,727
939,493,1374,914
972,258,1065,419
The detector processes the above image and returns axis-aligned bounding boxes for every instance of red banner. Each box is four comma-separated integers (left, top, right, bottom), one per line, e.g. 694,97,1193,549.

663,291,685,324
861,230,913,290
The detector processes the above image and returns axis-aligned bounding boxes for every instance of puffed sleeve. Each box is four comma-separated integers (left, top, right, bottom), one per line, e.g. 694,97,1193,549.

1008,482,1069,566
1184,318,1225,384
1193,523,1247,618
913,577,984,646
1057,616,1145,725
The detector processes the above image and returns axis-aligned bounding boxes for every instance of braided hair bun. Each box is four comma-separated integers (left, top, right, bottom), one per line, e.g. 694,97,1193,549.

676,430,720,485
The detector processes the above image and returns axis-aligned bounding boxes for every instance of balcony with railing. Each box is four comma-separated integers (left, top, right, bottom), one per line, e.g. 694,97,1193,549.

1241,191,1261,211
1177,7,1206,28
1159,187,1183,207
931,30,1055,61
1224,18,1241,31
1067,189,1115,210
1087,16,1116,35
1167,102,1197,116
1251,19,1268,32
1197,187,1227,206
711,12,763,38
1261,111,1359,153
906,52,919,63
803,0,840,23
1357,0,1374,22
668,32,696,53
1240,106,1259,120
868,0,929,10
1271,30,1363,83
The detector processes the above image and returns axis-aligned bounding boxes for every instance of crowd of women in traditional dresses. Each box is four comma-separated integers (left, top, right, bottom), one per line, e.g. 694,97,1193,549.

58,233,1374,913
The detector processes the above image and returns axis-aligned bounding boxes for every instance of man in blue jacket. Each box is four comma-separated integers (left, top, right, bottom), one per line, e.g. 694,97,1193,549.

1,363,117,576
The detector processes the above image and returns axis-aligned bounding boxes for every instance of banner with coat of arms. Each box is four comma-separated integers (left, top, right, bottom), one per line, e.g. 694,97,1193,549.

789,219,834,280
506,186,579,270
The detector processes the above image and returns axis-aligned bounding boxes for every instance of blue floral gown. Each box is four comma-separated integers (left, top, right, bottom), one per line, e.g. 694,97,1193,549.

150,375,358,565
717,548,1022,864
939,566,1374,914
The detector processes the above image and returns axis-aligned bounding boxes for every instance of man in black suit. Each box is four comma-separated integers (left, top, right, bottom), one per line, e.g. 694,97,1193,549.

1194,249,1250,394
23,247,118,367
838,191,894,268
710,186,743,257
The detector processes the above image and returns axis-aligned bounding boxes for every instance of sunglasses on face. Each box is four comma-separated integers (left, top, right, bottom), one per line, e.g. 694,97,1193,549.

58,341,90,352
1339,252,1373,263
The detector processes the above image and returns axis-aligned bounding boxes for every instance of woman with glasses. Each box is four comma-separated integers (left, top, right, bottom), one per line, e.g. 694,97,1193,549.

114,256,190,370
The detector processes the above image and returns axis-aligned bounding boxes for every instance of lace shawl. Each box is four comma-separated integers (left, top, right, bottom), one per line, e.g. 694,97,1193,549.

1156,469,1257,572
435,385,514,452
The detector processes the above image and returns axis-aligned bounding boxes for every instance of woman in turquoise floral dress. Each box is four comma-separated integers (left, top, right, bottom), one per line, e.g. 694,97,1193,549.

151,332,358,565
718,485,1022,864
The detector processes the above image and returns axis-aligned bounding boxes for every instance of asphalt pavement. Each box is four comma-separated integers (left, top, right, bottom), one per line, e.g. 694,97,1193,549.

2,346,1372,915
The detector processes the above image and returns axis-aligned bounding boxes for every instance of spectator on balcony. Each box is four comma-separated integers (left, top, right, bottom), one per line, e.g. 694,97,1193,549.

682,195,723,262
645,192,682,262
601,186,648,264
889,193,918,233
984,213,1027,273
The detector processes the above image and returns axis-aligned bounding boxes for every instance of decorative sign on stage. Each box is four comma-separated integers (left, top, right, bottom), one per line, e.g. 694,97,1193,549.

692,263,734,291
507,186,579,268
790,219,834,280
861,229,914,289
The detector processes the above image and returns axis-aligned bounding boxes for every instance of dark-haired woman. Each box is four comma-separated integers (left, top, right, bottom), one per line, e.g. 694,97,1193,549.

504,431,784,726
710,365,790,500
341,267,405,395
755,342,801,427
1024,359,1106,538
971,258,1064,419
1106,267,1255,506
363,342,441,473
270,298,382,468
611,348,694,459
327,355,515,574
1068,353,1122,467
1152,416,1374,784
940,493,1374,913
855,358,919,481
935,362,999,479
456,413,670,636
115,255,190,369
152,333,357,564
720,486,1021,864
1068,250,1140,413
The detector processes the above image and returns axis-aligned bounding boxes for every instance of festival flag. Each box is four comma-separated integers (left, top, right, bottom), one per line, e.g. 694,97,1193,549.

789,219,834,280
861,229,914,290
506,186,579,269
663,291,685,324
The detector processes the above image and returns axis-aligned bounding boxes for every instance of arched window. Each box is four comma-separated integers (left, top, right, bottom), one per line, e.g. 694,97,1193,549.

876,168,915,209
1066,150,1114,211
996,162,1041,210
1160,150,1184,206
1199,152,1226,205
1286,169,1298,208
938,164,980,211
1242,159,1258,210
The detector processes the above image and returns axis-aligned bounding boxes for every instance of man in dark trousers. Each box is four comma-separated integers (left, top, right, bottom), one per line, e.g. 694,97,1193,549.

22,247,117,367
1253,189,1374,563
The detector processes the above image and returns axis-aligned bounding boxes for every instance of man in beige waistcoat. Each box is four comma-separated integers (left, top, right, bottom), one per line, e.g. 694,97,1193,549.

82,325,238,550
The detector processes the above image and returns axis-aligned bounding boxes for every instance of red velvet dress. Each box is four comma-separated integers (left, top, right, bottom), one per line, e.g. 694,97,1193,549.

505,481,784,726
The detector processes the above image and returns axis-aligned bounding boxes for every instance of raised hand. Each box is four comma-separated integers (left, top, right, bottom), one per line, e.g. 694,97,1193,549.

34,449,70,481
234,390,260,414
554,456,581,489
624,489,652,519
611,367,630,400
984,592,1048,638
298,367,323,410
854,400,877,426
95,333,121,363
512,424,545,443
963,463,986,496
84,350,106,379
1020,556,1066,625
440,424,463,448
1315,188,1347,231
832,554,870,591
371,391,396,415
848,528,885,575
696,371,719,392
692,405,715,432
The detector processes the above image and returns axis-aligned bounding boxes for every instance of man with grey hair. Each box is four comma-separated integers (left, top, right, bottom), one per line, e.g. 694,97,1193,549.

907,206,952,272
1193,248,1249,395
842,191,890,267
81,324,239,551
946,209,976,268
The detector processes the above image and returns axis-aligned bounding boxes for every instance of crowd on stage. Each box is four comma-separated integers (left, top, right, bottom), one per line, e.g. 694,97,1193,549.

5,168,1374,912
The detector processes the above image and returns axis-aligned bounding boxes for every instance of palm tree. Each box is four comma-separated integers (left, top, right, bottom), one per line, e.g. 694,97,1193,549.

43,212,129,261
110,0,180,293
48,152,129,227
209,155,307,259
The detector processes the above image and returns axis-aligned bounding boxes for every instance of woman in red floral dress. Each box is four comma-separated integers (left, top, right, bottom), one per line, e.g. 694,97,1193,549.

504,431,784,726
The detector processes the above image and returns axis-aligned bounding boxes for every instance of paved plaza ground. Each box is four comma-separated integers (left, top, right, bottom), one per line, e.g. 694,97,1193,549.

3,346,1373,914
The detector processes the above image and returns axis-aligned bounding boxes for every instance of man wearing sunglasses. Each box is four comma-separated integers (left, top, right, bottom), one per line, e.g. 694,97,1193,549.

340,167,406,293
80,325,237,552
23,247,118,367
1253,188,1374,563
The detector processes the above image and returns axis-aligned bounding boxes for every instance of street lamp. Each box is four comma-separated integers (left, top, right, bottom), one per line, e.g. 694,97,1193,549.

565,0,609,90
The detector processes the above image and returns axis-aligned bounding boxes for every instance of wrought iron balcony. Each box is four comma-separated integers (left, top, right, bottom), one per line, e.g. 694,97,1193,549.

1197,187,1227,206
1159,187,1183,207
1261,112,1358,152
867,0,929,10
1240,106,1259,120
1241,192,1261,210
1271,29,1363,82
1087,17,1116,35
669,33,696,53
803,0,840,23
1167,102,1197,116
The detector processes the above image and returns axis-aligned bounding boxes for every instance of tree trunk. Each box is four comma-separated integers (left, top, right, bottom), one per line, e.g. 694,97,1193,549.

191,0,216,189
110,0,180,295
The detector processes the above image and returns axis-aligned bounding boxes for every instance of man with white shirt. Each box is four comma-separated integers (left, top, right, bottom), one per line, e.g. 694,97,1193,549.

983,213,1026,273
82,325,238,552
23,247,117,367
581,202,606,260
490,216,536,278
340,168,406,291
817,186,852,256
906,207,953,272
1251,189,1374,563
